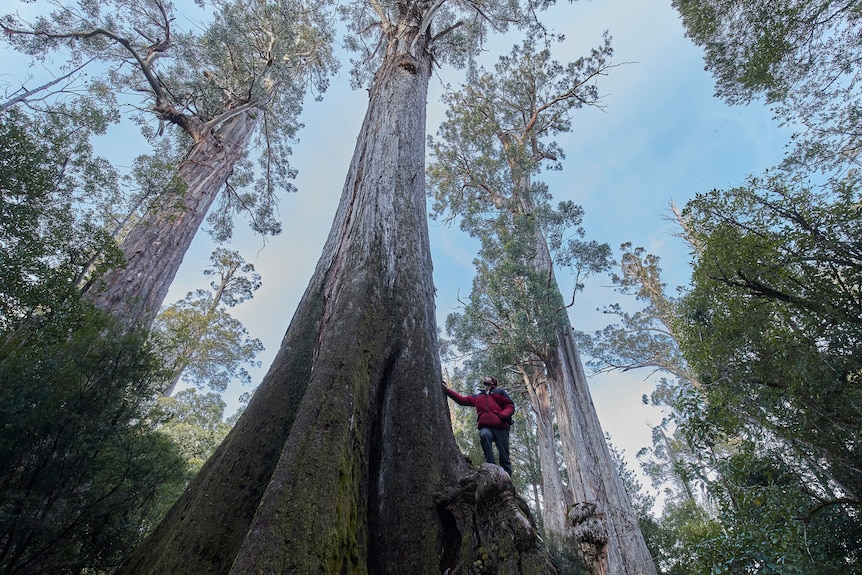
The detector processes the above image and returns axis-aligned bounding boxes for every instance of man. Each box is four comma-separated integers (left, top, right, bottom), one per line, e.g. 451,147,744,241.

442,376,515,475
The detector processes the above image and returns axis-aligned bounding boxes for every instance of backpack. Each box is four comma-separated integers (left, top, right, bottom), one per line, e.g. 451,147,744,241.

492,388,515,426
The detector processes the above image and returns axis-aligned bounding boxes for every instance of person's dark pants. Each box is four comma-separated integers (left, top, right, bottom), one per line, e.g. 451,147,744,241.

479,426,511,475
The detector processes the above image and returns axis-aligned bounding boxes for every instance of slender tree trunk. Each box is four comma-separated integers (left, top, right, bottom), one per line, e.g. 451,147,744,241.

121,35,553,575
547,329,657,575
543,267,657,574
520,407,544,528
85,110,259,330
521,364,571,537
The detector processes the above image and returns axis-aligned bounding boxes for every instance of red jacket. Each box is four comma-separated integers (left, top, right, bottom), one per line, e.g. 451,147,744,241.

445,387,515,430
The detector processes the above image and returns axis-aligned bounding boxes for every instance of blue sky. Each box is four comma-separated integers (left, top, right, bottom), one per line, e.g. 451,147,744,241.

2,0,792,488
181,1,791,474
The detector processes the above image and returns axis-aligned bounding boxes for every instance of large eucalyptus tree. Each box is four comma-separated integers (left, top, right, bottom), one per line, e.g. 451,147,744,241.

2,0,334,329
428,38,658,574
119,0,569,573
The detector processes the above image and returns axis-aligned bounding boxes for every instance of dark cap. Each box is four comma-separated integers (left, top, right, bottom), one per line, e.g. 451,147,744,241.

482,376,498,388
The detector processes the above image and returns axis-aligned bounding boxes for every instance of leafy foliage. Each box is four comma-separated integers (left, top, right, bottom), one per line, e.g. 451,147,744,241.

0,108,122,331
669,175,862,571
428,35,615,225
152,248,264,395
585,207,862,572
0,310,187,575
614,2,862,570
177,0,335,239
152,387,235,473
445,210,595,369
0,110,186,573
678,176,862,502
672,0,862,171
575,244,692,382
430,36,614,371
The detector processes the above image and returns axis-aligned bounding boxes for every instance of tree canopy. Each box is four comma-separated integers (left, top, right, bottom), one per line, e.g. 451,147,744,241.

677,175,862,503
153,248,264,396
430,37,616,370
672,0,862,171
0,108,122,331
0,110,187,575
1,0,334,238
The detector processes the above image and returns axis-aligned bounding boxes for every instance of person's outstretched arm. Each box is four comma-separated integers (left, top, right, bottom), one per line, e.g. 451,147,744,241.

442,383,474,407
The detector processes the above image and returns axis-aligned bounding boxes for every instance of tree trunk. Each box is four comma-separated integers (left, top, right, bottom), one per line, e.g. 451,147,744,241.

85,110,259,329
506,182,656,574
521,364,571,537
547,329,657,575
120,36,554,575
544,278,657,574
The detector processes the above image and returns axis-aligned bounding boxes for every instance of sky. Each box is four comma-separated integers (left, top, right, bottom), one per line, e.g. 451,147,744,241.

174,1,789,476
2,0,793,491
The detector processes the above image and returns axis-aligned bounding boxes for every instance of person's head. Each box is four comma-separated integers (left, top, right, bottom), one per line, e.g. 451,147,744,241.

482,376,498,389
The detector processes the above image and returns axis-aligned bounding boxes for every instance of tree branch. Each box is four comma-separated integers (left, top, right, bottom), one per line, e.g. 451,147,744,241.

0,57,96,111
411,0,447,55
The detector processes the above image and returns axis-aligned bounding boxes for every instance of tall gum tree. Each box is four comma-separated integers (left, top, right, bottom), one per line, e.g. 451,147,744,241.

2,0,334,329
428,39,657,574
120,0,560,573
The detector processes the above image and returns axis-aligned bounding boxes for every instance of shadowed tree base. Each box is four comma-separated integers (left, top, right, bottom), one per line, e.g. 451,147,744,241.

437,464,557,574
